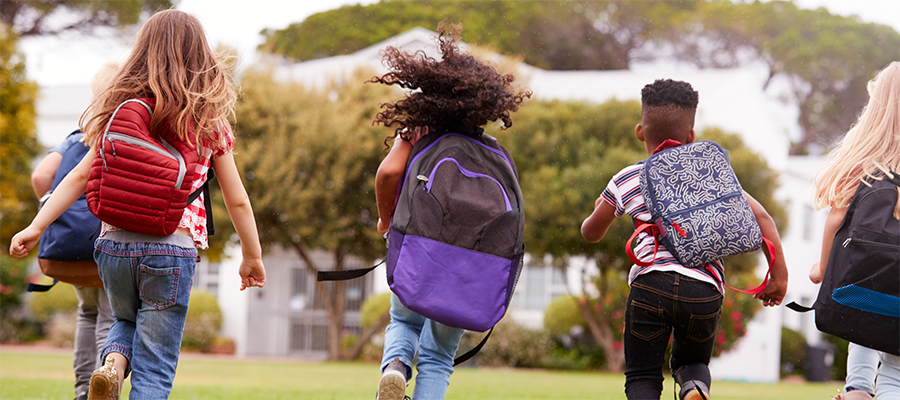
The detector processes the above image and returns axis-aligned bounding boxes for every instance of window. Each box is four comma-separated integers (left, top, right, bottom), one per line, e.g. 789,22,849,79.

291,268,308,296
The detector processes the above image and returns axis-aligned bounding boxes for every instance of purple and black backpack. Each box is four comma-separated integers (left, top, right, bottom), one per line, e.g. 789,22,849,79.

385,131,525,333
319,130,524,365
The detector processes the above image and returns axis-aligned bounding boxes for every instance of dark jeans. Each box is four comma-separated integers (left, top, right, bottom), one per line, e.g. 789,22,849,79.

624,271,723,400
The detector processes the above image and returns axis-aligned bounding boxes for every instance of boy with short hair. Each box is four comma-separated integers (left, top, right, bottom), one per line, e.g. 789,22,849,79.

581,79,788,400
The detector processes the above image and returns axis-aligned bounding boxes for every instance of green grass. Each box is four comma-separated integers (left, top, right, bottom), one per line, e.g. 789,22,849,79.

0,346,843,399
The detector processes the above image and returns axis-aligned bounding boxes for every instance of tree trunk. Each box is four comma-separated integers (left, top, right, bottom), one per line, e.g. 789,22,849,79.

573,262,625,372
346,311,391,360
575,299,625,371
290,240,346,361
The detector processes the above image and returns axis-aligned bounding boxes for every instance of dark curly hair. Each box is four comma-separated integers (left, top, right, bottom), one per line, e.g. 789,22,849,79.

640,79,698,144
369,22,531,147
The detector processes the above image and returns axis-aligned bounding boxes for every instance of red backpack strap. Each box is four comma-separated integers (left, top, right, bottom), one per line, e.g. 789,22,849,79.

626,222,660,268
711,237,776,294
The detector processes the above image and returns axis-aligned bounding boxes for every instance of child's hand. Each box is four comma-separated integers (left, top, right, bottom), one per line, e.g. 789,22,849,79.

9,226,43,258
377,218,390,236
808,261,824,284
754,273,787,307
238,258,266,291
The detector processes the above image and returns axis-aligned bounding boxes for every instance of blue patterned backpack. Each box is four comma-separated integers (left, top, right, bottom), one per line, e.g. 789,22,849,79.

626,140,773,293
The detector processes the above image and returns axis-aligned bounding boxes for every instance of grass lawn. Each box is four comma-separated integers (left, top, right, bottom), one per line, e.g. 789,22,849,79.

0,345,842,399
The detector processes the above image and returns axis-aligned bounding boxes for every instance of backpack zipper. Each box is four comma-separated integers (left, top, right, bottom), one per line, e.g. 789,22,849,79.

843,237,900,249
104,132,187,188
662,191,744,225
99,99,188,189
425,157,512,212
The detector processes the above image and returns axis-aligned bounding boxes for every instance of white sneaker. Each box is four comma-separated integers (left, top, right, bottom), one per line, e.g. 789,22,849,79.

376,357,408,400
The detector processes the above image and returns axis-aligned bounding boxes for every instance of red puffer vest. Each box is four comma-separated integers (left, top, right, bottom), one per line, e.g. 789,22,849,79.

86,98,200,236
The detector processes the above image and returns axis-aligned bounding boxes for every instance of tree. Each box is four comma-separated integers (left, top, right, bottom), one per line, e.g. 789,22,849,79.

233,66,395,360
0,24,40,250
489,98,786,370
261,0,900,153
1,0,173,36
671,1,900,153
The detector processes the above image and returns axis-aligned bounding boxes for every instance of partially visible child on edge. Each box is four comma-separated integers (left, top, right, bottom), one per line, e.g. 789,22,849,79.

370,23,530,400
9,9,266,400
580,79,788,400
29,62,120,400
808,61,900,400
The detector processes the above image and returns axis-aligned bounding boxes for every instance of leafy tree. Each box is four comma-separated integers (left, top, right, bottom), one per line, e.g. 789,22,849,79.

233,66,395,360
489,98,785,370
261,0,900,153
673,1,900,152
0,24,39,250
1,0,173,36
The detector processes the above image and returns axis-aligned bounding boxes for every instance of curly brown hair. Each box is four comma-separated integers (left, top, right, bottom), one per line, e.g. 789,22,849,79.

369,22,531,147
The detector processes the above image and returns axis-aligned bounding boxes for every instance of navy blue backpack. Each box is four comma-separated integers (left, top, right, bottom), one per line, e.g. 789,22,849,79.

627,141,774,293
29,131,102,292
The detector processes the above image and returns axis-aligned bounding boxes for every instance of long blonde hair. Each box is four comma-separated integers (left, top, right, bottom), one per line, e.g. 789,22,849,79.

814,62,900,218
80,9,236,152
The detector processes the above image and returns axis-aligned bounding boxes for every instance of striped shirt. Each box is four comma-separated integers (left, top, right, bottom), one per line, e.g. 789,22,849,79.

601,164,725,293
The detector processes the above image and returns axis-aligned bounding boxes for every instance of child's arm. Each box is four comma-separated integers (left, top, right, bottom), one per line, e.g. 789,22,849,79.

744,192,788,307
809,206,847,284
375,136,413,235
581,197,617,243
212,152,266,291
9,150,94,258
31,152,63,198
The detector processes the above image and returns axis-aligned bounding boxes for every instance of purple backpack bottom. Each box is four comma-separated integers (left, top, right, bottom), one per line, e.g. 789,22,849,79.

387,230,521,332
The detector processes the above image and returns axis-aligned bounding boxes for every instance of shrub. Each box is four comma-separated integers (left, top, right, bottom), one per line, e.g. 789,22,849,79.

543,295,584,337
45,311,77,347
182,290,223,352
781,327,807,378
821,333,849,381
360,292,391,330
29,282,77,321
477,321,552,368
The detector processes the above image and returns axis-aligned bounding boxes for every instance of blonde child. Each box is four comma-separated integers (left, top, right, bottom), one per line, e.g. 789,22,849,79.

809,61,900,400
9,9,266,400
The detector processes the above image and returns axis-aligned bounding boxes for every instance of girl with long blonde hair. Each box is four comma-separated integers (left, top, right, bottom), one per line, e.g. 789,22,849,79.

809,61,900,400
10,9,266,400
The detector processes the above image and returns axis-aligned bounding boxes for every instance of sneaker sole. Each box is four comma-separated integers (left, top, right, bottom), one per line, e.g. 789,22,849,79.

377,371,406,400
88,372,117,400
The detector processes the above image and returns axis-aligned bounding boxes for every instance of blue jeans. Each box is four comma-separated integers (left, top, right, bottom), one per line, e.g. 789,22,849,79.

94,237,196,400
623,271,723,400
846,342,879,396
381,293,465,400
877,352,900,400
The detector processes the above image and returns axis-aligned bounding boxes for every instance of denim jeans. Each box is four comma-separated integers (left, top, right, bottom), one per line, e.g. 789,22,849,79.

94,236,196,400
72,285,114,397
623,271,723,400
381,293,465,400
845,342,879,396
877,352,900,400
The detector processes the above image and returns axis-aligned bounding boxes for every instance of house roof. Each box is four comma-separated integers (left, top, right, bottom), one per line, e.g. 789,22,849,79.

275,28,790,169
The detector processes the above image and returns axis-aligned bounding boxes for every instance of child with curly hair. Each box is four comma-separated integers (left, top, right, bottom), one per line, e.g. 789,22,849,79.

369,22,530,400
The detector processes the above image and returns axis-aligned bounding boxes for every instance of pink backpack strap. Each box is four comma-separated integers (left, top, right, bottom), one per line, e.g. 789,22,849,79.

712,237,775,294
